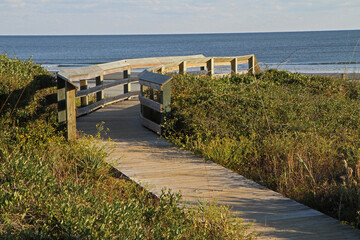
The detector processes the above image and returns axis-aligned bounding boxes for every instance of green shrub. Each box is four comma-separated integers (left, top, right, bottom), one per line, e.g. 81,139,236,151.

164,70,360,228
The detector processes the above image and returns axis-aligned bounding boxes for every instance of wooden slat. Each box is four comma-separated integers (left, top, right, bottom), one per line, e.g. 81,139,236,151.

139,113,162,134
139,70,172,86
139,95,162,112
59,55,205,84
58,65,106,84
150,63,176,74
149,57,210,73
186,57,212,65
139,80,162,91
151,56,251,72
77,91,139,117
123,55,205,69
76,77,138,98
145,55,259,75
99,60,130,76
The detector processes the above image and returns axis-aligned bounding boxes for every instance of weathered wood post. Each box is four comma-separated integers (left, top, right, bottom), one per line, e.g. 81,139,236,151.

138,70,172,134
231,58,238,75
80,79,88,107
161,80,171,126
157,66,165,74
179,61,187,75
248,55,255,75
253,55,262,74
57,76,77,141
207,58,214,76
123,69,131,93
96,75,104,101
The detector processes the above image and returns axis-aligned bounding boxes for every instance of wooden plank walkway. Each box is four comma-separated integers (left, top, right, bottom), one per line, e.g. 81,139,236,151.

77,99,360,239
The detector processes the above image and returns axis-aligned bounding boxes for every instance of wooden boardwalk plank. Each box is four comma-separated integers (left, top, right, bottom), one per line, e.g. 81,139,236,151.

77,100,360,239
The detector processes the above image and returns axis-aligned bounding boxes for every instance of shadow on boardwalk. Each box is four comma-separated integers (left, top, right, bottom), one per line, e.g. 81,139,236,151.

77,99,360,240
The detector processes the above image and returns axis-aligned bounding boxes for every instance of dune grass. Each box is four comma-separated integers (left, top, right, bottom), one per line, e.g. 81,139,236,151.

164,70,360,228
0,55,256,239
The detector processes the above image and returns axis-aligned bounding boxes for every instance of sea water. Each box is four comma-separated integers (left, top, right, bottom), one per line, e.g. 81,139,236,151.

0,30,359,73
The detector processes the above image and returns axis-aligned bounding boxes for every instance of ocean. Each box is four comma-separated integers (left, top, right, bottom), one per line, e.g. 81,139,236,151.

0,30,359,73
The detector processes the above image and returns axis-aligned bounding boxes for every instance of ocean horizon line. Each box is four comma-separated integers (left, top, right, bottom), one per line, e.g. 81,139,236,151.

1,29,359,37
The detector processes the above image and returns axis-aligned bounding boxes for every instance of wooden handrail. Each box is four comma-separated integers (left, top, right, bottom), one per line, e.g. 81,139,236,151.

58,55,205,85
57,54,262,140
75,77,138,97
148,55,262,75
139,95,163,113
57,55,205,140
77,91,140,117
138,70,172,134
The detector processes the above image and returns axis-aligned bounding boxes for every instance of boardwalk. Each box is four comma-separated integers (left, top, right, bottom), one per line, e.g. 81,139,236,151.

77,99,360,239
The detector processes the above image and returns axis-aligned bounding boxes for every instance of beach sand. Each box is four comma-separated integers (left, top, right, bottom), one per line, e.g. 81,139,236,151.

303,72,360,81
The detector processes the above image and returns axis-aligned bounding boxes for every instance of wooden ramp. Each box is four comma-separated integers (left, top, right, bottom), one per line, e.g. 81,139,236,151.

77,99,360,239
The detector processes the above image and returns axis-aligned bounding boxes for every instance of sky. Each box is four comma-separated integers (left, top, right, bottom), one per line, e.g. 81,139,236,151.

0,0,359,35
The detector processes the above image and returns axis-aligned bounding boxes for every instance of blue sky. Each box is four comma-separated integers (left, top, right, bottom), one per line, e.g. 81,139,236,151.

0,0,359,35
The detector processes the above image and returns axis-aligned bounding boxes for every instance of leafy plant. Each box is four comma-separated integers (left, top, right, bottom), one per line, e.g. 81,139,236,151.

164,70,360,228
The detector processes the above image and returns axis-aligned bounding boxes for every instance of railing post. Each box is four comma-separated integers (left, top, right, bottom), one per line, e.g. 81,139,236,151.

123,69,131,94
207,58,214,76
179,61,187,75
57,77,77,141
138,70,172,134
57,77,66,124
231,58,238,75
80,79,88,107
96,75,104,101
157,66,165,74
248,55,255,75
161,81,171,126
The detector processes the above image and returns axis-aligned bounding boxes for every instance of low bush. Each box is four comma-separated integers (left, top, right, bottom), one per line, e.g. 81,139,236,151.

164,70,360,228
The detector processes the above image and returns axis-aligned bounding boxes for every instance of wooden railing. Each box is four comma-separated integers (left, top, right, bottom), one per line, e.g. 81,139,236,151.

57,55,205,140
138,70,172,134
75,75,139,117
56,54,261,140
148,54,261,76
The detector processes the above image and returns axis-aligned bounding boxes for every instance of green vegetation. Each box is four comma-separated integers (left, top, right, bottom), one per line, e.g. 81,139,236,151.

0,54,256,239
164,70,360,228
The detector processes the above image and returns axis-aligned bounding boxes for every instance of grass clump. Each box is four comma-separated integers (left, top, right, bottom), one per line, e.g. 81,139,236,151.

164,70,360,228
0,55,256,239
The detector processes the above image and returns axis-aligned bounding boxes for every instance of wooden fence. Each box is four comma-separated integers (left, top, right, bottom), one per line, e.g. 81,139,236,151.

148,54,261,76
56,54,261,140
57,55,205,140
138,70,172,134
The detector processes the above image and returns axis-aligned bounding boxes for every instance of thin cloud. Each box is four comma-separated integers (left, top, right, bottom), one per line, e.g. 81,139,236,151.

0,0,359,34
5,0,26,8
